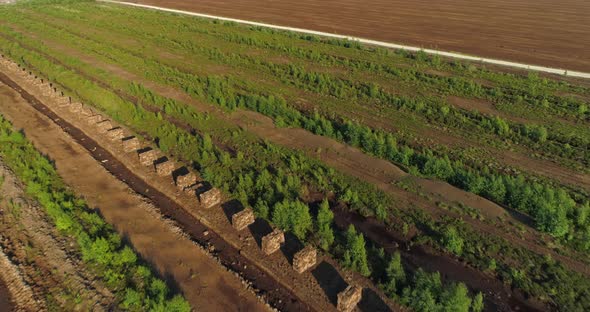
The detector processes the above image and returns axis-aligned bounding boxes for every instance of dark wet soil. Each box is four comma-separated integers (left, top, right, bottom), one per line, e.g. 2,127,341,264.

0,280,14,312
0,71,313,312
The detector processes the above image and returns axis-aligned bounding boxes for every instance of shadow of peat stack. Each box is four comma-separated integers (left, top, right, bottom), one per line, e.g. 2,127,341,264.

311,261,348,305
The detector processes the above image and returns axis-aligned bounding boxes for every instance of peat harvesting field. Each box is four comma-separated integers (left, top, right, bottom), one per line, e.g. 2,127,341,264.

0,0,589,311
130,0,590,72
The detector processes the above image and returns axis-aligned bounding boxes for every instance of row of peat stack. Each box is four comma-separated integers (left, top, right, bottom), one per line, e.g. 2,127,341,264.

3,57,364,311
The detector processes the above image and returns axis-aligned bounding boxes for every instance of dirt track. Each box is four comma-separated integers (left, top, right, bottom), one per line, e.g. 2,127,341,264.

128,0,590,72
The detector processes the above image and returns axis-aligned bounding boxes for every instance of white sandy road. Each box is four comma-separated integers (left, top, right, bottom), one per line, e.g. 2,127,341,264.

98,0,590,79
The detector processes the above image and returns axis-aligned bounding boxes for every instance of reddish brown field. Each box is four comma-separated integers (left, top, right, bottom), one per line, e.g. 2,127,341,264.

0,282,13,311
130,0,590,72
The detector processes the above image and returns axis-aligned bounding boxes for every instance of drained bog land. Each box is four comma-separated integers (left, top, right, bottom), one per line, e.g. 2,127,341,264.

130,0,590,72
0,0,589,311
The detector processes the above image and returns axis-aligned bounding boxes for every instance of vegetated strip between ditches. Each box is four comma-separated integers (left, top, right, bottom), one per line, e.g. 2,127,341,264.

0,71,313,312
99,0,590,79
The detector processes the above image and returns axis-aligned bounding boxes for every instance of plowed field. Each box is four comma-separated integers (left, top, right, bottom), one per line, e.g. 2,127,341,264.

130,0,590,72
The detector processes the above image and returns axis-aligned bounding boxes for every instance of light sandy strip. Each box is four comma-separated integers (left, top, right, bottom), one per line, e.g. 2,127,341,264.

98,0,590,79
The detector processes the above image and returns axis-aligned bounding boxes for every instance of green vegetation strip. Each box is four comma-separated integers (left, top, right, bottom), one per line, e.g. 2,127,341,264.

0,114,190,311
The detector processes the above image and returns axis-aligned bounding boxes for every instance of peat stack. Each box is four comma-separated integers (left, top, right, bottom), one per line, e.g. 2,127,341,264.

199,188,222,209
336,285,362,312
261,228,285,255
293,246,317,273
138,149,158,166
232,208,255,231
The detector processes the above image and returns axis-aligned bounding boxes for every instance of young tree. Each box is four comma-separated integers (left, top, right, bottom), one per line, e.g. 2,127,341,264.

149,279,169,305
166,295,192,312
343,225,371,277
529,126,548,143
440,283,472,312
472,292,484,312
400,269,441,311
272,200,313,240
253,198,270,219
122,288,143,310
535,201,569,238
482,175,506,203
492,116,510,136
202,133,213,151
577,202,590,226
384,251,406,296
441,226,464,255
316,199,335,251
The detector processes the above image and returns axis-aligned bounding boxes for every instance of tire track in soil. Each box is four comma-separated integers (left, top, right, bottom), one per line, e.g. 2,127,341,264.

0,245,43,311
0,71,311,312
0,162,117,311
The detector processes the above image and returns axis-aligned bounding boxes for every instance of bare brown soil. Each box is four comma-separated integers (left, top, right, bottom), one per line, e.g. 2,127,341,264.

0,160,115,311
447,96,501,116
130,0,590,72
